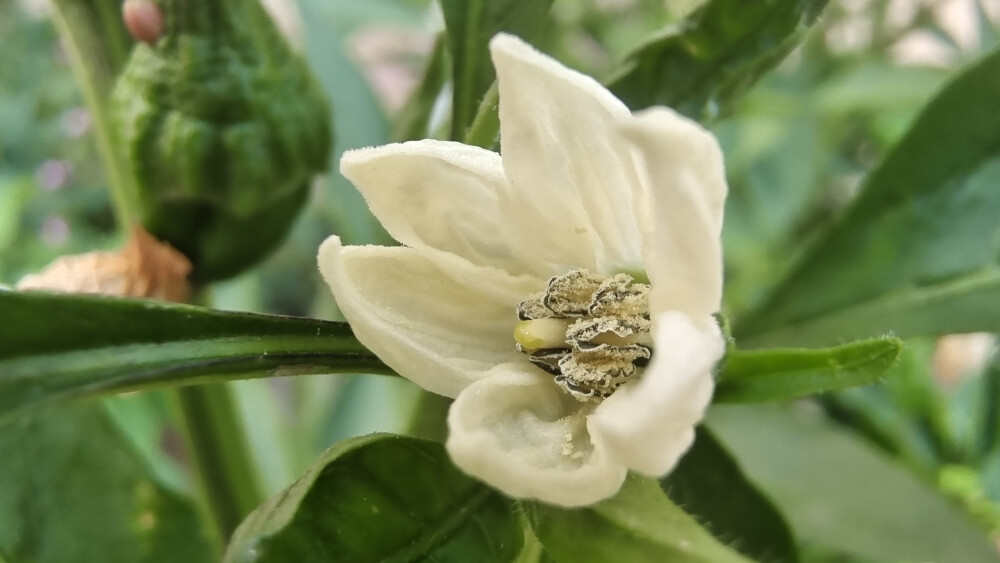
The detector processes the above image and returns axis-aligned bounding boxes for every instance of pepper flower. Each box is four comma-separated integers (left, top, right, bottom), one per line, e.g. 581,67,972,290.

318,33,727,507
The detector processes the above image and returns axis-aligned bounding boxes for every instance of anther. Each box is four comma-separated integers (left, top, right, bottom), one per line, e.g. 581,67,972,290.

514,268,653,402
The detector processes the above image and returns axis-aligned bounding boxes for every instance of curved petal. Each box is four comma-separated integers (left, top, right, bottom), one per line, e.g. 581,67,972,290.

319,236,541,397
622,107,727,321
340,141,554,278
588,311,723,476
447,363,627,506
489,34,644,274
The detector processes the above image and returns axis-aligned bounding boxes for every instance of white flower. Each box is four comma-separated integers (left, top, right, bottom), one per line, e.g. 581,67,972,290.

318,33,727,507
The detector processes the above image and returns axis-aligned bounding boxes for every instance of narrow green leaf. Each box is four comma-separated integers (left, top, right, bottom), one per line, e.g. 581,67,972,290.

0,402,217,563
606,0,829,118
224,434,523,563
0,290,389,420
738,46,1000,347
524,475,750,563
709,405,1000,562
439,0,554,140
714,337,902,403
662,427,798,563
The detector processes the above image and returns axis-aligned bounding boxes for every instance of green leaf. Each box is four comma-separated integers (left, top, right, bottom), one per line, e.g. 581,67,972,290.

606,0,829,118
820,340,949,476
661,427,798,563
0,290,388,420
714,337,902,403
439,0,554,141
738,47,1000,347
709,404,1000,562
524,475,750,563
0,402,217,563
224,434,523,563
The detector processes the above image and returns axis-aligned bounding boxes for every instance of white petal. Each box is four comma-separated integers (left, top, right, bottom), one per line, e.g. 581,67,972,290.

622,107,727,320
489,34,644,274
588,311,723,476
339,141,554,278
447,363,627,507
319,236,541,397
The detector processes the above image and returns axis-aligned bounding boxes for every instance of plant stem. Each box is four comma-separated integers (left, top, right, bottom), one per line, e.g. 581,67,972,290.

174,382,264,541
48,0,139,229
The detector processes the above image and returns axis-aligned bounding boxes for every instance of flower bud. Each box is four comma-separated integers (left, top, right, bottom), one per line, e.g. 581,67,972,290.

112,0,332,282
122,0,164,46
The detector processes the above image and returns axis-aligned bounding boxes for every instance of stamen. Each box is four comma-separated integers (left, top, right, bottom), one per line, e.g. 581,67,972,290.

543,270,603,316
514,268,652,402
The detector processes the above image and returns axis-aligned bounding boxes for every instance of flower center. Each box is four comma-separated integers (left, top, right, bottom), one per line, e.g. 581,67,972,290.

513,269,652,402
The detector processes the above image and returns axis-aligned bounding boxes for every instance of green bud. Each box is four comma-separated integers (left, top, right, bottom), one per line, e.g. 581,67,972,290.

113,0,332,282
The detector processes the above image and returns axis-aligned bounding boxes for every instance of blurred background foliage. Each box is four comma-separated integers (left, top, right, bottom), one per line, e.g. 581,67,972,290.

2,0,1000,558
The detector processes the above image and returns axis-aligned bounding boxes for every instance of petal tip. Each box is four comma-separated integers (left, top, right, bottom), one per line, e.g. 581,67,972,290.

488,32,528,58
337,147,368,175
317,235,344,286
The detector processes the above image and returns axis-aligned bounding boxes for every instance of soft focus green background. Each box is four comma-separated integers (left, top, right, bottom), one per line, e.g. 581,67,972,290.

2,0,1000,560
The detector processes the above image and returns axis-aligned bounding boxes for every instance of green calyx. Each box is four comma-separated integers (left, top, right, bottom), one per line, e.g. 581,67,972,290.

112,0,332,282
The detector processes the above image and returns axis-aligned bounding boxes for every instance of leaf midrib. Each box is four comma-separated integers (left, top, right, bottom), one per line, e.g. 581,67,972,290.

383,486,495,563
722,345,898,380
